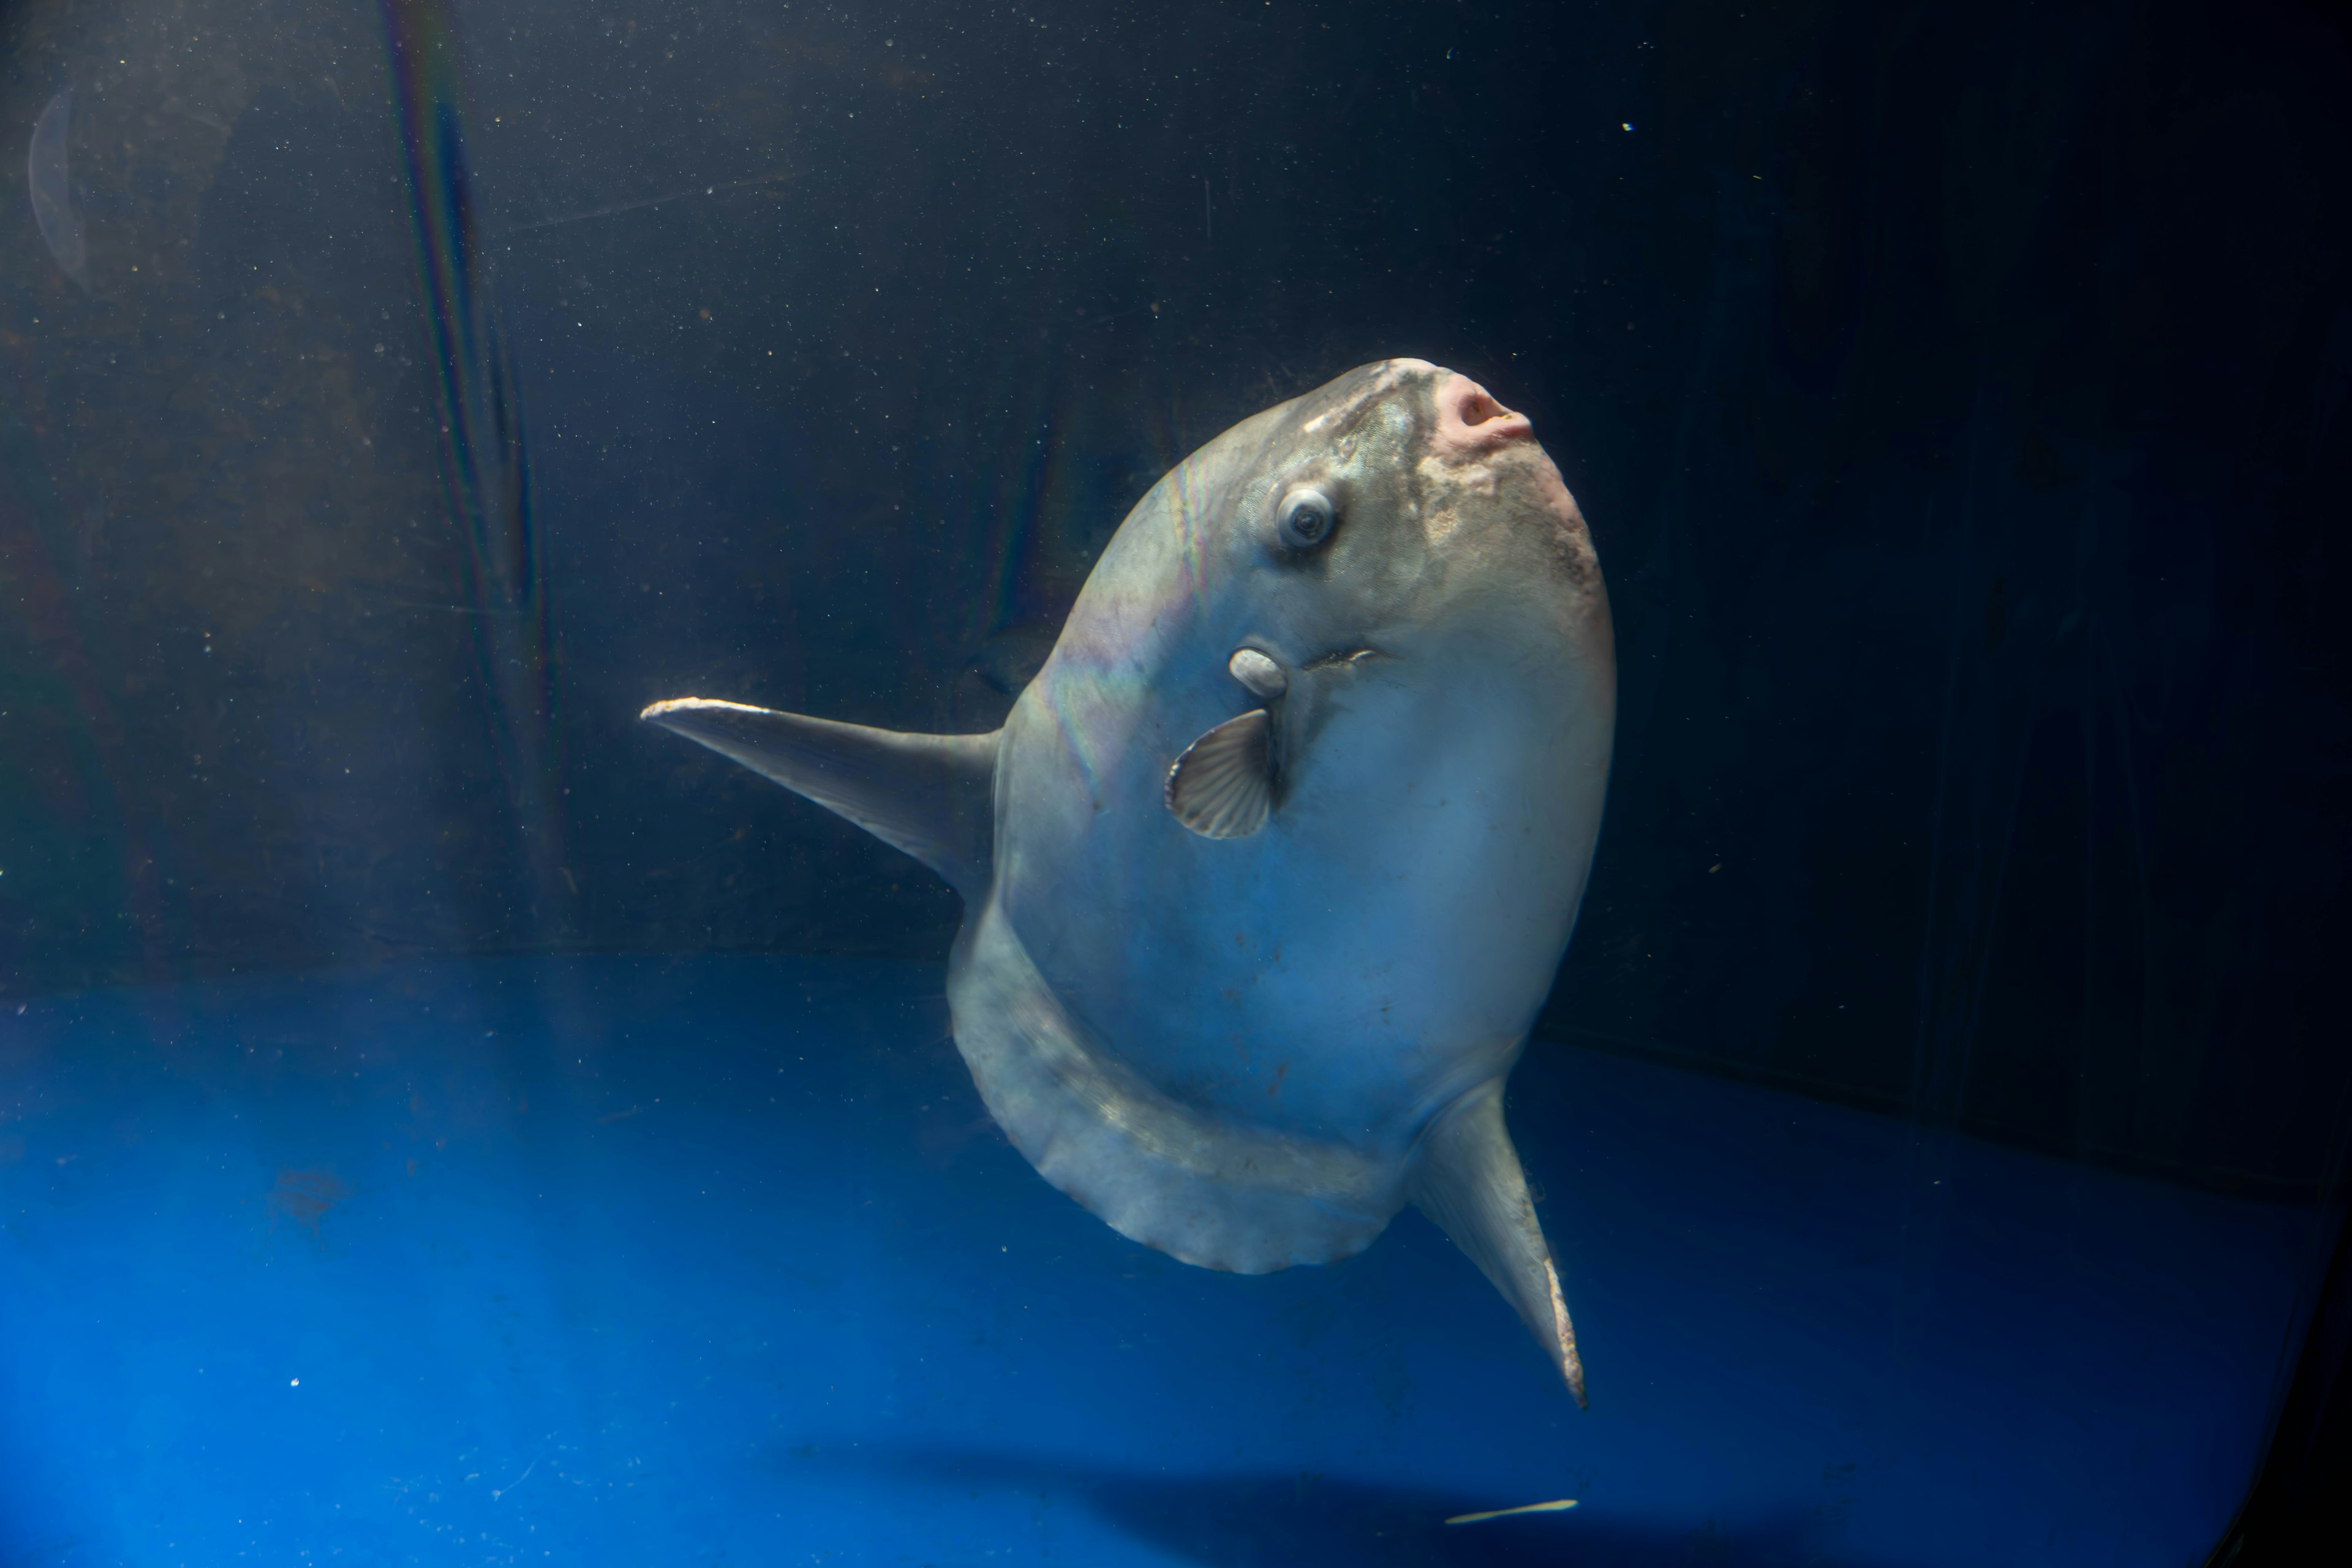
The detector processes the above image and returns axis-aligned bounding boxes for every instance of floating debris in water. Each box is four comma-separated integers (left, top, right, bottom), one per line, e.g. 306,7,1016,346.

1444,1498,1579,1525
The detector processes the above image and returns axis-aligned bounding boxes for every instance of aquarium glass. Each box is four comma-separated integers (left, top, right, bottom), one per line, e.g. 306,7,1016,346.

2,1,2348,1564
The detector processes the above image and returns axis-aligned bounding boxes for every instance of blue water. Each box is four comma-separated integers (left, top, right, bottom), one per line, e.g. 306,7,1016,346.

0,956,2305,1566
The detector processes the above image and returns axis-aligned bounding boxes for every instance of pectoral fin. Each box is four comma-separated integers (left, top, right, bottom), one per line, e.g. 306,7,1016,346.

1164,708,1273,839
1410,1081,1588,1407
643,698,999,900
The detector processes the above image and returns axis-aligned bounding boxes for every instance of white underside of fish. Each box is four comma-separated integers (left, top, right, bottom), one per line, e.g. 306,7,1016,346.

948,891,1404,1274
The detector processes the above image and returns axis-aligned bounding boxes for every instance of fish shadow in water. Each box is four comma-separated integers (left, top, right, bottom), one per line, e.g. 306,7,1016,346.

796,1444,1890,1567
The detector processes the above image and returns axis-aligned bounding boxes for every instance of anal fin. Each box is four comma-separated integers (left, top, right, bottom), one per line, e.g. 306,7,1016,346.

1409,1080,1588,1406
643,698,999,900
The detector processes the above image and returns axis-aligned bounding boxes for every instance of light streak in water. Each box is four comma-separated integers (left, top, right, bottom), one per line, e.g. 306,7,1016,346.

28,86,87,289
502,170,796,236
379,0,567,930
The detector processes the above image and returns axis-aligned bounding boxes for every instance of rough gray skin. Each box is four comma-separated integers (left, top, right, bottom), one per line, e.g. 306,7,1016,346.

644,359,1615,1401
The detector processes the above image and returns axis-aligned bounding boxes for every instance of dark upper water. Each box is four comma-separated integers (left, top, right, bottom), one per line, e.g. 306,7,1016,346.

2,1,2348,1564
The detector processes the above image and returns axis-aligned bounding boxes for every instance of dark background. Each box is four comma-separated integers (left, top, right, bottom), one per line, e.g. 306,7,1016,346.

2,0,2346,1194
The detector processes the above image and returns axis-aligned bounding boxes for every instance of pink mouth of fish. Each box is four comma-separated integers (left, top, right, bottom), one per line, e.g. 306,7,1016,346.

1433,372,1534,456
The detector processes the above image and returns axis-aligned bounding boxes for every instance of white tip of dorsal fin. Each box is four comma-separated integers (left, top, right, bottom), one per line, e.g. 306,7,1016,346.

1409,1080,1589,1407
642,698,999,900
1164,707,1273,839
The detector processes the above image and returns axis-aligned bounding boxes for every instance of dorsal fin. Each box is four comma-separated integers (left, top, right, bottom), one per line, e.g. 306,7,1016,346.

643,698,1000,900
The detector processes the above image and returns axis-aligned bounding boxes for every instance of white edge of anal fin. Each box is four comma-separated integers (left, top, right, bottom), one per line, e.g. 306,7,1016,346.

1409,1079,1589,1408
642,697,1000,901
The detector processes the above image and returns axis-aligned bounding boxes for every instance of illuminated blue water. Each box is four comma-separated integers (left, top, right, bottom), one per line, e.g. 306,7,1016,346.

0,957,2304,1565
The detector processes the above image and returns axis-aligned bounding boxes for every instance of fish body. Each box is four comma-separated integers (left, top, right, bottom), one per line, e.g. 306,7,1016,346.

646,359,1614,1399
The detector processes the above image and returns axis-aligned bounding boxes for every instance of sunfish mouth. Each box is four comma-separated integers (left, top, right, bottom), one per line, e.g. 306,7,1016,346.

1298,646,1384,672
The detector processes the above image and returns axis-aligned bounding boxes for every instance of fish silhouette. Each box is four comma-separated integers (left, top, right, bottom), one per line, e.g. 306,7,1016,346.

646,360,1615,1401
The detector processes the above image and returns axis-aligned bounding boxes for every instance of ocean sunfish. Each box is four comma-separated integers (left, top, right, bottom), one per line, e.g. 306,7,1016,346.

644,359,1615,1401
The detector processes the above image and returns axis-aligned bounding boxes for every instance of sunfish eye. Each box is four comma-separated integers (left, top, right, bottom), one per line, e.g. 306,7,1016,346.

1276,486,1336,550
